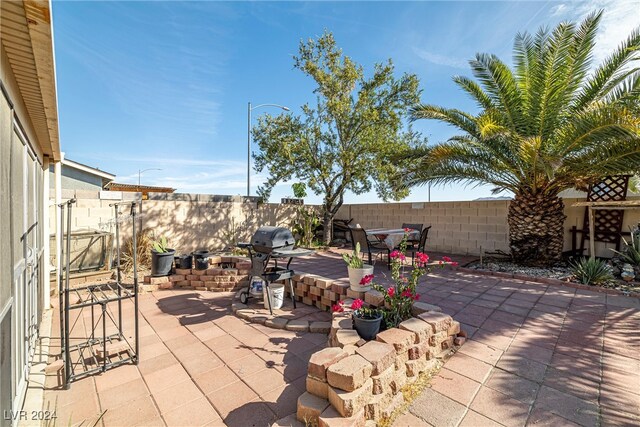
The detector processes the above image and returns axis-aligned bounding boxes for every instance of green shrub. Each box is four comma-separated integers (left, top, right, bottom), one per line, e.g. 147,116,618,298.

570,257,613,285
611,232,640,267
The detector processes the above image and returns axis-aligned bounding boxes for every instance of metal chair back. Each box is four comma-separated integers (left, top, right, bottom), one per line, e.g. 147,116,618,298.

349,227,370,254
418,226,432,251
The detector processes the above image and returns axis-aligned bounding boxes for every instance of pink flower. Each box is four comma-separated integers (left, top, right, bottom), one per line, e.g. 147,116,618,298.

414,294,420,301
332,304,344,313
451,261,459,267
387,287,395,297
442,256,452,263
351,299,364,310
438,260,443,265
404,227,411,233
390,250,406,262
416,252,429,266
401,289,413,298
359,274,374,285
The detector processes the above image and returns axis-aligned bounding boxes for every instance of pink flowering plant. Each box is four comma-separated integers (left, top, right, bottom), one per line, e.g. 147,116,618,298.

369,232,454,328
332,298,381,320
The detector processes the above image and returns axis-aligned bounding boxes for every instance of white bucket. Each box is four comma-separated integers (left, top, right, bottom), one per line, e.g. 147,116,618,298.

263,283,285,310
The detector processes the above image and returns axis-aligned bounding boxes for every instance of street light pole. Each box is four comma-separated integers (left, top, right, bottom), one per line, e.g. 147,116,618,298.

247,102,251,197
247,102,290,197
138,168,162,190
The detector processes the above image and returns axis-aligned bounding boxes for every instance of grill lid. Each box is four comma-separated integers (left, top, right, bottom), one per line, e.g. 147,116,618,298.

251,226,295,252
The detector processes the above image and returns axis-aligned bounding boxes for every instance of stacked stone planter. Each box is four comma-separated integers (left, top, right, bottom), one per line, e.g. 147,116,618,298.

284,272,389,312
295,306,465,426
142,255,251,292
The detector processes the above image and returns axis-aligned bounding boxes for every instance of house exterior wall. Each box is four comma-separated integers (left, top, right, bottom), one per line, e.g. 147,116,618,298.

48,164,105,191
1,40,50,423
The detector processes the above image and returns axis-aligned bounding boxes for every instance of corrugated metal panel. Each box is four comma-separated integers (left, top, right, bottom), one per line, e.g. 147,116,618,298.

0,0,59,161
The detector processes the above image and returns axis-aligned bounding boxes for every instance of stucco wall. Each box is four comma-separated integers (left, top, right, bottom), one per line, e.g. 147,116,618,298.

48,164,105,191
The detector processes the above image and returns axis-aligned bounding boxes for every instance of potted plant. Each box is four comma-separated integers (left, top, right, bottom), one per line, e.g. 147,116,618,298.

369,231,455,328
333,299,383,341
150,236,176,277
343,242,374,291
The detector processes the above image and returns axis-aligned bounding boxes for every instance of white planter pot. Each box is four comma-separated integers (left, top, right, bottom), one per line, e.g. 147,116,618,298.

348,264,374,291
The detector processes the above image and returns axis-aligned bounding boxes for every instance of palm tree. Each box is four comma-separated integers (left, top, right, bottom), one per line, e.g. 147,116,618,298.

404,11,640,266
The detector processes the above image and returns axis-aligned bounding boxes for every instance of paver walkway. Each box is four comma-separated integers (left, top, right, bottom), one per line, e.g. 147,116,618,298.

39,250,639,427
393,269,640,427
43,292,326,426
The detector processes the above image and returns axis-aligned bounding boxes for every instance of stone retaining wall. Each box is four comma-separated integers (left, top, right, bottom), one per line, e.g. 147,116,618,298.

142,255,251,292
294,303,464,426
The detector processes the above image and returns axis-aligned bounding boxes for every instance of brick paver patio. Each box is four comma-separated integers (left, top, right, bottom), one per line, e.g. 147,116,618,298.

40,250,639,426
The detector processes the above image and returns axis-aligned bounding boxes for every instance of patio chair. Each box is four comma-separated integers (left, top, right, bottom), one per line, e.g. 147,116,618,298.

401,223,423,245
407,226,431,263
349,227,390,269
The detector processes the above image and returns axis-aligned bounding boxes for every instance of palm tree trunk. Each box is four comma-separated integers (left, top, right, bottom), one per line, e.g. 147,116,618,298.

508,192,566,265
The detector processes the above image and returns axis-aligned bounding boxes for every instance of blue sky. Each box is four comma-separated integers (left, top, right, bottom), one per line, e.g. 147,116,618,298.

52,0,639,204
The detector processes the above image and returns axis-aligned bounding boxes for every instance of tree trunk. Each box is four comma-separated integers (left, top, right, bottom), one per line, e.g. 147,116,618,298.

322,209,333,246
508,192,566,266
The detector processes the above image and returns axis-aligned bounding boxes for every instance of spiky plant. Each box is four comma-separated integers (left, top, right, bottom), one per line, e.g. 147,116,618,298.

571,257,614,285
611,230,640,266
402,11,640,265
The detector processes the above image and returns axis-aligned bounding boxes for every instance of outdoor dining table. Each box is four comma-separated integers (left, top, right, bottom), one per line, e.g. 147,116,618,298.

366,228,420,250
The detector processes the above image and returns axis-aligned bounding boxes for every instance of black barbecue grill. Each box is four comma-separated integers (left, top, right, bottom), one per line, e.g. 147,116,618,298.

238,226,313,314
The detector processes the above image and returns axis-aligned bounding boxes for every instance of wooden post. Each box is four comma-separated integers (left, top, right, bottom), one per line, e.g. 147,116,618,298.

588,206,596,259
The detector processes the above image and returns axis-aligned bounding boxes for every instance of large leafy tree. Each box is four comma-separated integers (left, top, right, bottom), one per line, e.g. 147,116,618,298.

402,11,640,265
253,31,425,244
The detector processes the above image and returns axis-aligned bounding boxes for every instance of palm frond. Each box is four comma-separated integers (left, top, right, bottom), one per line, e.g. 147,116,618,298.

470,53,523,130
453,76,495,110
410,104,479,137
574,26,640,110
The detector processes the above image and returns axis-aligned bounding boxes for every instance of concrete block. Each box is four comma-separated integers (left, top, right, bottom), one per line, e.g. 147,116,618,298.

417,311,453,334
327,355,373,392
307,375,329,399
319,406,366,427
355,341,395,375
308,348,349,381
286,320,310,333
297,392,330,425
370,366,395,395
375,328,415,354
336,329,361,348
328,378,373,417
310,321,331,334
399,318,433,344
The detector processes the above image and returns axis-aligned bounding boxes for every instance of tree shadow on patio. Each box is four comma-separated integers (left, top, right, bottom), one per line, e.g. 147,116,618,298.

153,291,234,326
413,270,640,426
224,332,325,427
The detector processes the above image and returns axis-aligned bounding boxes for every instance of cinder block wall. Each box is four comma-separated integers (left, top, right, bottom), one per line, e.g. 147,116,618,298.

51,192,640,259
49,190,301,254
336,198,640,257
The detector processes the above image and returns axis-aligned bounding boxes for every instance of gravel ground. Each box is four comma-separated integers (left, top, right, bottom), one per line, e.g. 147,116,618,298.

467,258,640,295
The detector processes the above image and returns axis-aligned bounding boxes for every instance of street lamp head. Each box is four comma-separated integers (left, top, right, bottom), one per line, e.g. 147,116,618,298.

282,106,290,111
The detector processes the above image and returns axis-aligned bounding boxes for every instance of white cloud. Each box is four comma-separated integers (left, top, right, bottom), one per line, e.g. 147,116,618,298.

550,4,567,17
549,0,640,65
412,47,468,69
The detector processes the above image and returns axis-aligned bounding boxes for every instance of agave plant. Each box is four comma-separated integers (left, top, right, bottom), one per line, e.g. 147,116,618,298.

570,257,614,285
402,11,640,265
611,230,640,266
